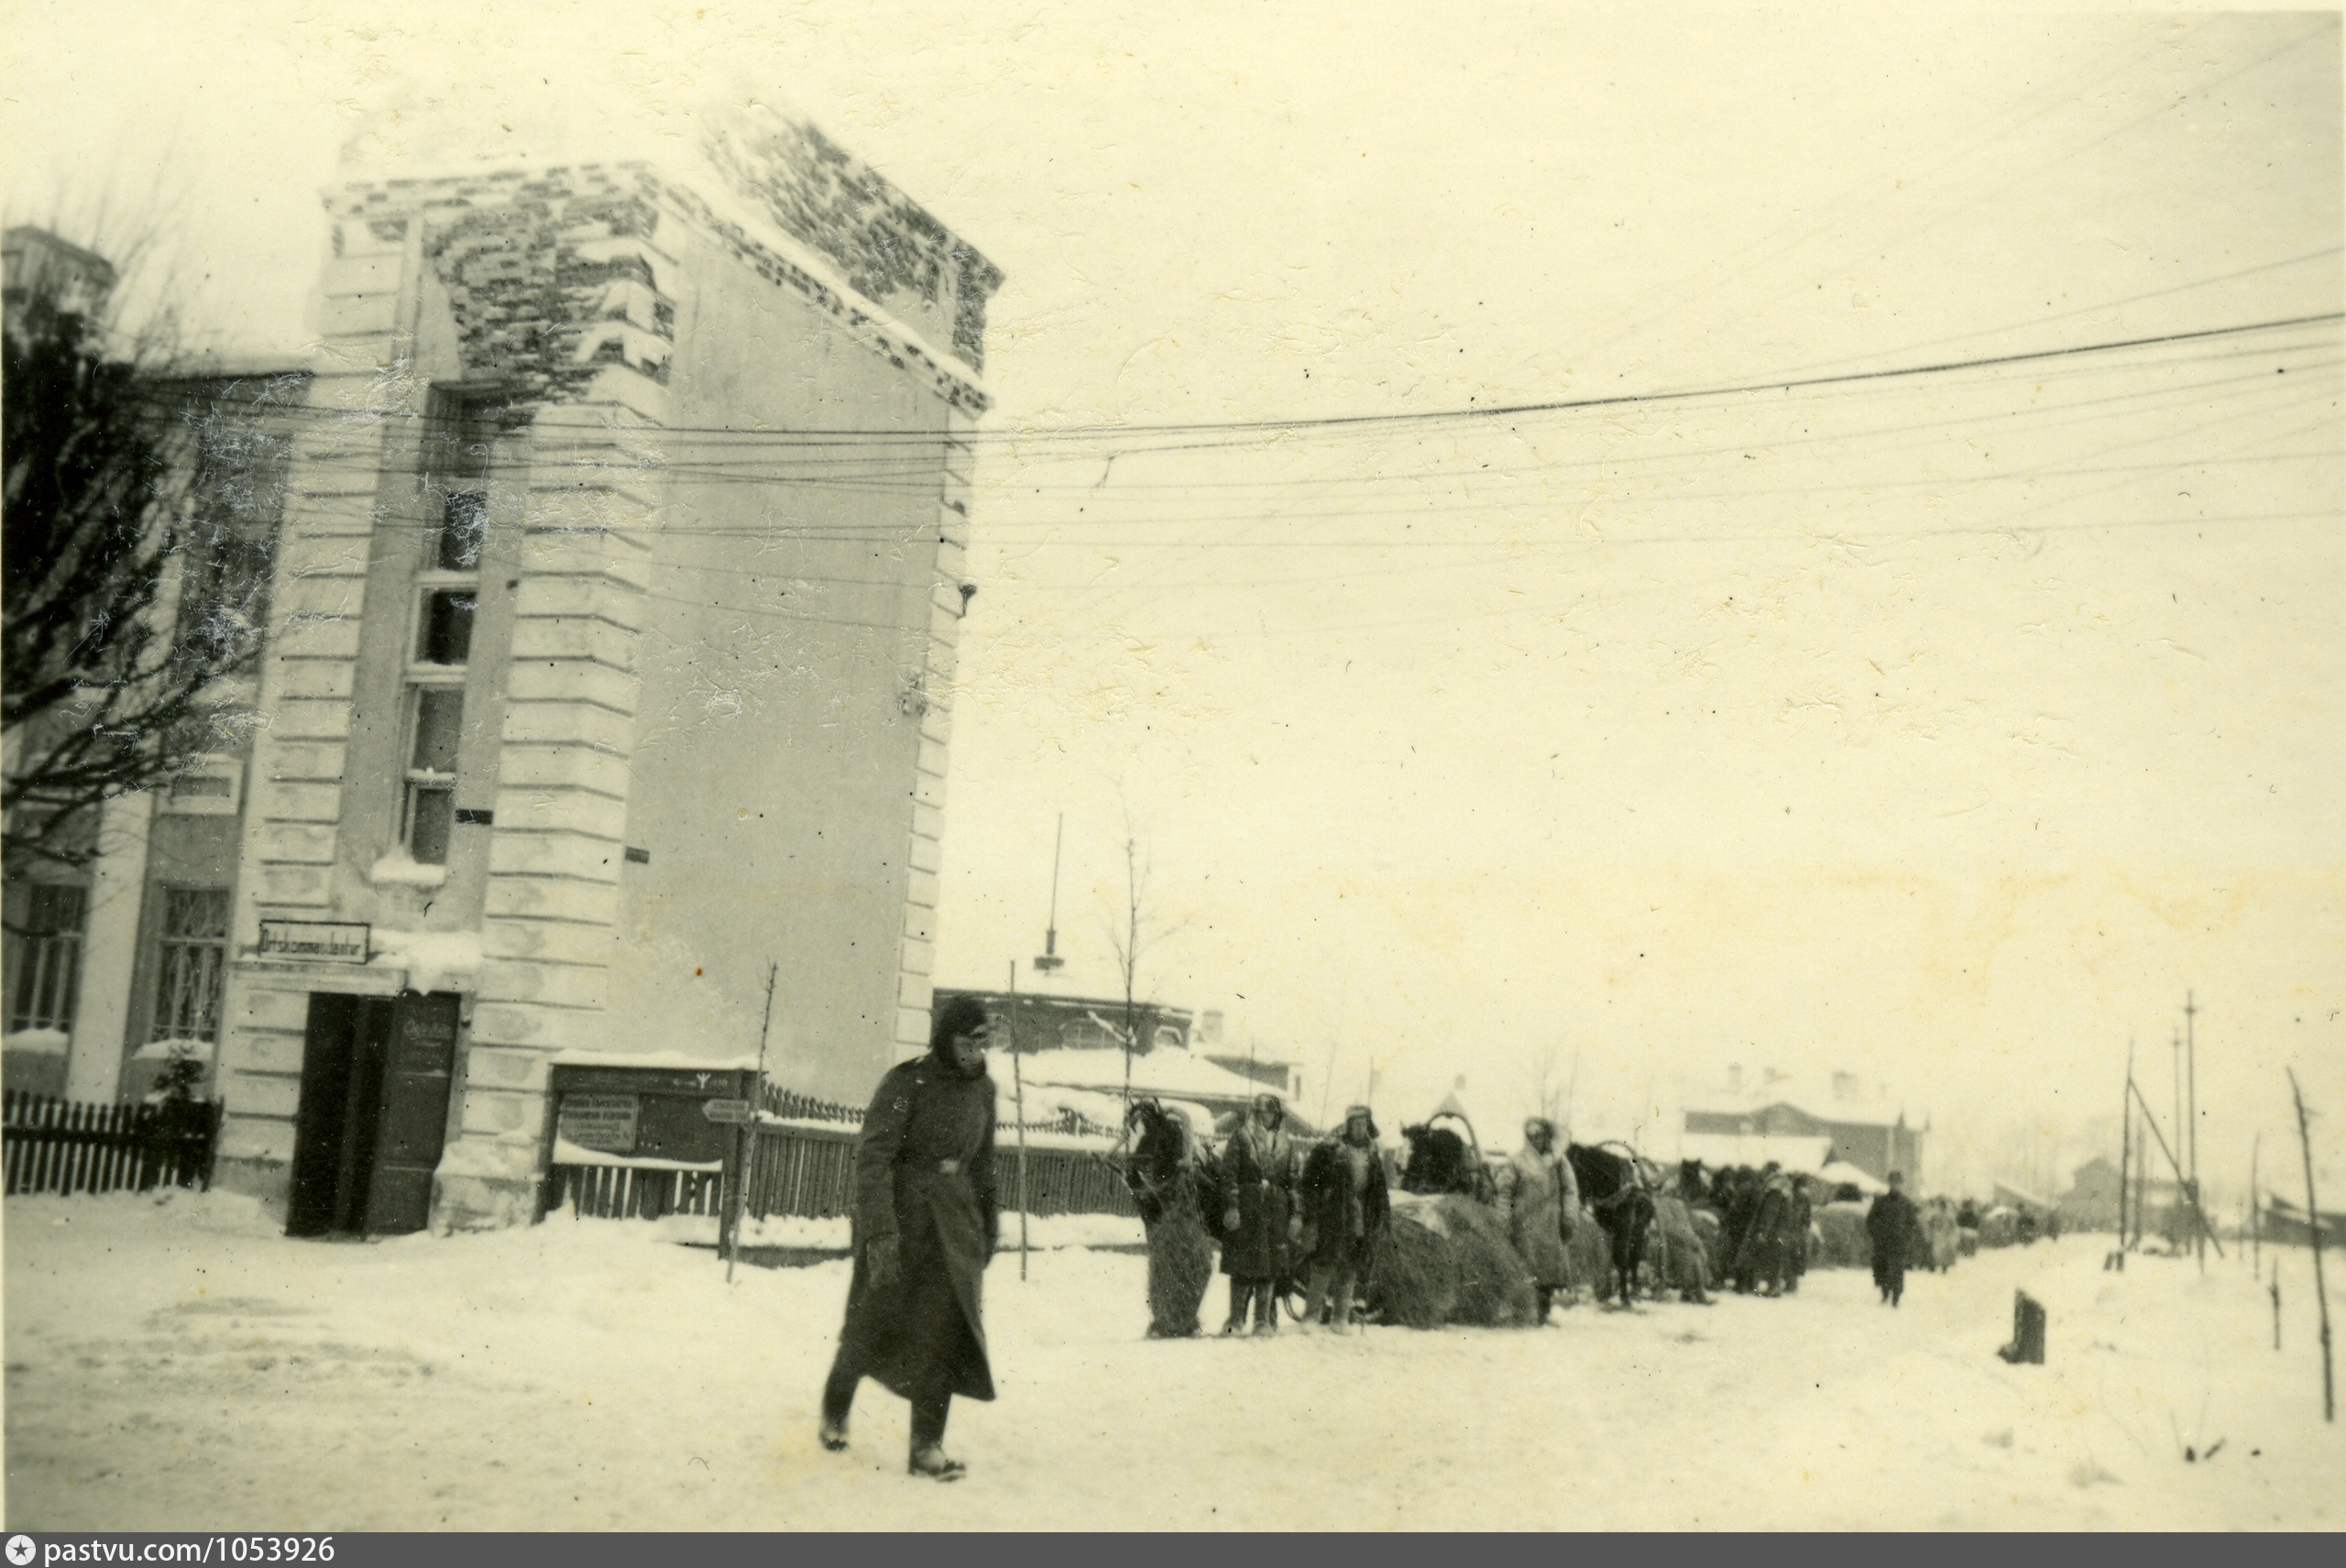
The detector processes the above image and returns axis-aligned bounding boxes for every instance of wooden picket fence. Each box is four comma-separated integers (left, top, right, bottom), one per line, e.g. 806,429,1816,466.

548,1162,724,1221
2,1090,223,1198
549,1119,1138,1223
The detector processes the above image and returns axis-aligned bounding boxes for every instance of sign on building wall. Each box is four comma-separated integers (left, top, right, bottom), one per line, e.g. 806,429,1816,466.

557,1093,641,1156
257,920,371,962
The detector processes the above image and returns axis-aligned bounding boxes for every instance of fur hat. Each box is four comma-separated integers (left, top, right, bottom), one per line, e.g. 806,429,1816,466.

1252,1092,1286,1125
929,995,992,1055
1343,1103,1379,1139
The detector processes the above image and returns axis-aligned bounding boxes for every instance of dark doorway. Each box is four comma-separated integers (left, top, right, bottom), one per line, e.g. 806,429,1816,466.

286,991,460,1237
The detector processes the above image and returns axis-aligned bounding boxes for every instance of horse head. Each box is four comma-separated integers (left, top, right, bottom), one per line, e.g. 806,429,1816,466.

1124,1098,1189,1223
1398,1122,1474,1196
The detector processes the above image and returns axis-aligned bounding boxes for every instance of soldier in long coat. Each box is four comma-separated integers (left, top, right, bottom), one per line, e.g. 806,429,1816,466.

1495,1117,1580,1321
819,996,999,1480
1217,1093,1301,1335
1867,1170,1924,1307
1297,1104,1390,1332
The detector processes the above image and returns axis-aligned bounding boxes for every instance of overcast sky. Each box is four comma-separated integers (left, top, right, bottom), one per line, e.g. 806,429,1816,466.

7,2,2340,1196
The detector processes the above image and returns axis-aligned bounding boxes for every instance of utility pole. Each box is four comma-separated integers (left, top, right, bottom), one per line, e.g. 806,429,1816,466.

2172,1026,2185,1253
1033,815,1066,975
729,961,779,1286
2286,1069,2332,1422
1009,959,1030,1282
2251,1133,2262,1276
2119,1040,2133,1265
2186,992,2202,1271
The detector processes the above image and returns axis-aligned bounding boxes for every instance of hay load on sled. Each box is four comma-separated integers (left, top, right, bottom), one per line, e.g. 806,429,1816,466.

1363,1110,1538,1328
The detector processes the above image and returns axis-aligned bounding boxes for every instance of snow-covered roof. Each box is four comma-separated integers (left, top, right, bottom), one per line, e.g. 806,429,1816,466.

1015,1046,1273,1105
1682,1092,1908,1129
1818,1160,1889,1195
1673,1132,1836,1174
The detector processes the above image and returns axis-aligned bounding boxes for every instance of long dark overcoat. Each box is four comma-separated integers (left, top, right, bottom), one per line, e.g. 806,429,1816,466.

1216,1124,1299,1279
834,1056,999,1402
1297,1139,1390,1270
1866,1189,1921,1291
1736,1183,1795,1282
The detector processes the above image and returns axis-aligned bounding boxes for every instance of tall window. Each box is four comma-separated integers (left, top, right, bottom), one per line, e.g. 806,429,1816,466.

401,685,463,863
4,884,88,1034
150,887,231,1043
422,389,496,571
400,390,496,865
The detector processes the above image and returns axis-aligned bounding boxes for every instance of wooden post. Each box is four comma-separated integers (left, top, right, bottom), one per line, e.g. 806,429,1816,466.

2127,1078,2225,1258
1009,959,1030,1282
729,961,779,1286
2286,1069,2332,1421
2119,1046,2133,1266
2186,992,2202,1272
2252,1133,2262,1276
2132,1097,2150,1250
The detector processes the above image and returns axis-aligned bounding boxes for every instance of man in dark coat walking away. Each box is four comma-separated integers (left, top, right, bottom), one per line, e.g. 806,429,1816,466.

1217,1093,1301,1335
1298,1105,1389,1333
1867,1170,1923,1307
819,996,999,1480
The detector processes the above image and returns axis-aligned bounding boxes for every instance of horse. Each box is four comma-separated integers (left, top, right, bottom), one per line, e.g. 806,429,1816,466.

1398,1118,1496,1201
1564,1143,1656,1309
1645,1158,1714,1304
1124,1098,1217,1338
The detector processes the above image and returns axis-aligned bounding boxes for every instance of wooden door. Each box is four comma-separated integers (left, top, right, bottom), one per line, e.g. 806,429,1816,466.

361,992,459,1235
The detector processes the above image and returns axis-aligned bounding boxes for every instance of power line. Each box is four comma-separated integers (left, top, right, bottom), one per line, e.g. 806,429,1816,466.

170,310,2341,451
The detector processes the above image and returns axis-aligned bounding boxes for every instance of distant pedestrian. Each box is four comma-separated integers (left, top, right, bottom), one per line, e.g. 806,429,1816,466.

819,996,999,1480
1867,1171,1923,1308
1298,1104,1390,1332
1496,1116,1580,1321
1218,1093,1301,1335
1781,1175,1814,1295
1737,1170,1796,1296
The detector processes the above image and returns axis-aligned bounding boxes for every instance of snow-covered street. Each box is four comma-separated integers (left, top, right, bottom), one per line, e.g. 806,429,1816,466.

5,1192,2337,1530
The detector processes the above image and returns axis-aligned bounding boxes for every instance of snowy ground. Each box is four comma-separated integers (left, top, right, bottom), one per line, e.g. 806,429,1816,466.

5,1192,2337,1530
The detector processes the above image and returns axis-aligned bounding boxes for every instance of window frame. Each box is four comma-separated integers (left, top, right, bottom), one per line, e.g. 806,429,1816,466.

148,885,232,1045
4,883,90,1035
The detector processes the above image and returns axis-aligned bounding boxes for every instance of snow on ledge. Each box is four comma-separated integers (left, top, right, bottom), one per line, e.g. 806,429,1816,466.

132,1036,218,1063
367,849,449,889
550,1136,721,1173
547,1050,762,1072
3,1028,71,1057
367,930,482,995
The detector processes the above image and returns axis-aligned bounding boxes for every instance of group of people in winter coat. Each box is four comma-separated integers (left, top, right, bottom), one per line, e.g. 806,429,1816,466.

1713,1163,1816,1297
816,999,1940,1484
1215,1094,1390,1335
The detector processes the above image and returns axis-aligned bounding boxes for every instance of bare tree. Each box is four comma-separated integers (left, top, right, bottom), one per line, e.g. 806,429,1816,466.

1518,1039,1571,1133
1103,817,1187,1123
3,228,283,869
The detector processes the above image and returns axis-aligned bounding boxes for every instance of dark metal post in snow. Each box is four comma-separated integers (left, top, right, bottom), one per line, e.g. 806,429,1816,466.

2286,1069,2333,1421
